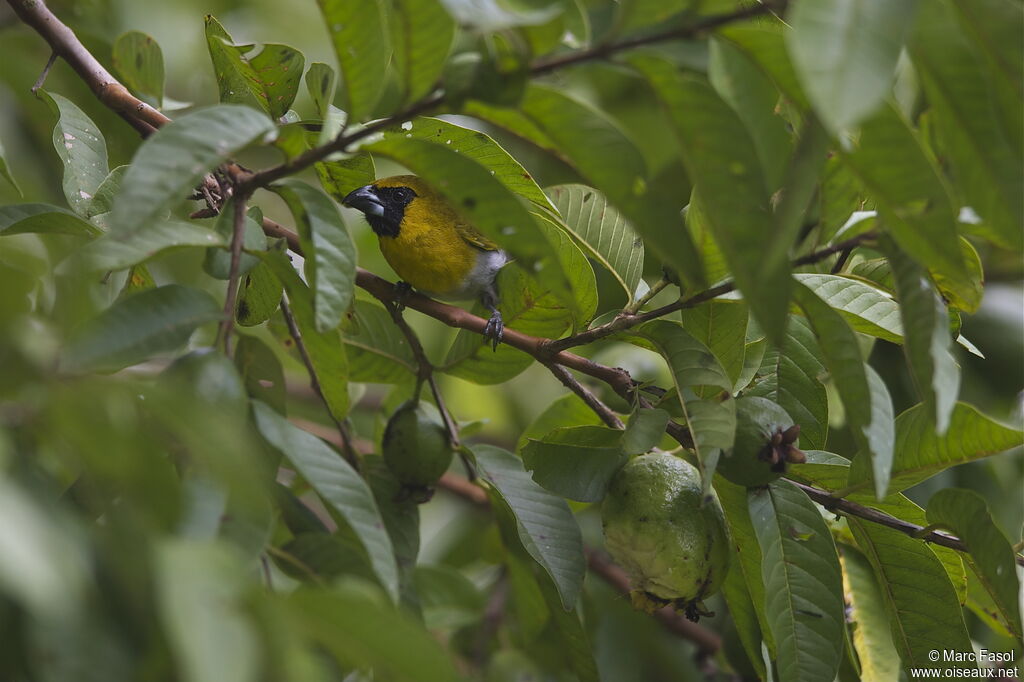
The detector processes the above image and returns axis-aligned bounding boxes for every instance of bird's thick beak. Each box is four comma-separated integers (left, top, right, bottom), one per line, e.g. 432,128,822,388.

342,185,384,217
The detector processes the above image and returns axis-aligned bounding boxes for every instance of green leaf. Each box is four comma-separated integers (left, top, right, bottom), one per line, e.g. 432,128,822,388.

391,0,455,103
85,165,128,222
79,220,224,271
317,0,390,122
851,402,1024,495
709,37,793,190
61,284,221,374
341,298,417,382
272,179,356,332
632,60,787,343
787,0,918,133
840,545,901,682
614,0,689,34
794,282,894,498
847,518,975,674
287,586,460,681
364,455,420,600
517,393,603,452
278,533,376,583
249,44,305,119
0,203,102,237
156,541,258,682
204,15,268,112
793,273,903,344
910,0,1023,252
0,135,21,196
926,488,1022,639
39,91,109,216
521,425,627,502
746,315,829,449
234,334,286,412
886,242,960,433
202,203,266,279
381,117,553,210
517,83,704,289
634,320,735,486
236,262,283,327
680,300,748,388
252,402,399,601
365,135,572,304
305,62,336,118
412,565,484,630
839,104,973,311
545,184,645,301
314,152,375,203
110,105,275,236
262,252,350,420
471,444,585,610
719,22,809,108
749,481,845,682
462,99,564,161
719,555,768,680
622,407,669,455
534,210,597,326
112,31,165,108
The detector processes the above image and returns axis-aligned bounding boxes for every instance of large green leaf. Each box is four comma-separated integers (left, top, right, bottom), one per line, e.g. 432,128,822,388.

680,300,748,388
156,541,258,682
315,152,375,203
516,83,704,289
632,59,787,343
787,0,918,133
794,273,903,344
202,204,265,280
340,298,417,383
0,135,21,196
848,518,975,674
910,0,1023,251
517,393,603,452
235,262,283,328
40,91,108,216
926,489,1022,640
718,22,808,108
851,402,1024,496
521,425,627,503
380,117,553,210
61,284,221,374
78,220,224,271
391,0,455,103
794,282,893,497
747,315,829,449
252,402,398,601
365,135,572,305
840,544,901,682
839,104,973,311
0,203,101,237
110,105,275,235
288,587,459,681
471,444,585,610
317,0,390,122
709,37,793,190
112,31,165,108
633,320,735,486
262,252,349,420
272,179,356,332
749,481,845,682
545,184,645,301
886,243,960,433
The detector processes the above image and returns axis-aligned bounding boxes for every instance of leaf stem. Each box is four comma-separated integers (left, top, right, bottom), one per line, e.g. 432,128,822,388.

217,192,250,354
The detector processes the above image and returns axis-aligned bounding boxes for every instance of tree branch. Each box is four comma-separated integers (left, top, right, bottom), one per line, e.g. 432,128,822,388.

217,192,250,353
545,363,624,429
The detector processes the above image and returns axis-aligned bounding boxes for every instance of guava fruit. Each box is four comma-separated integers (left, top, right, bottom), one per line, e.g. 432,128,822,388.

601,452,731,621
717,396,805,488
382,400,453,492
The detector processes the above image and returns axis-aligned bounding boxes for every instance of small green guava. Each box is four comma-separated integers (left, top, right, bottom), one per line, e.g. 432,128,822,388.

601,452,731,621
717,396,805,488
382,400,453,492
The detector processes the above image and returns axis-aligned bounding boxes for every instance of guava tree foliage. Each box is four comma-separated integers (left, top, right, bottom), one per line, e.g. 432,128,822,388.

0,0,1021,680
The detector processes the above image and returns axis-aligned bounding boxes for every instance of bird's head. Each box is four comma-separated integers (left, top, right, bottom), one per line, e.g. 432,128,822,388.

343,175,433,238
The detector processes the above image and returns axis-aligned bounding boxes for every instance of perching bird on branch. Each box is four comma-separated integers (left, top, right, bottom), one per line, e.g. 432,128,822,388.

343,175,508,349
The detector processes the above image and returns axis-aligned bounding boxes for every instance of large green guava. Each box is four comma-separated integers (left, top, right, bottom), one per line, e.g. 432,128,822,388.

382,400,453,492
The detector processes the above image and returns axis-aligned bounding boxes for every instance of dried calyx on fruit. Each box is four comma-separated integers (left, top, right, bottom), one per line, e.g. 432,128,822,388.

717,396,806,488
601,452,731,622
382,399,453,501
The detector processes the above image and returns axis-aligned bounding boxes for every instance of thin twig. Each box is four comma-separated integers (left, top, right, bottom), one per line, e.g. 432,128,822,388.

624,275,672,314
545,363,625,429
280,297,359,469
31,50,57,93
218,192,250,353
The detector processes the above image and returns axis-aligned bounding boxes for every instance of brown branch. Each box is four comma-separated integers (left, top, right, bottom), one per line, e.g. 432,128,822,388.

789,480,1024,567
217,192,250,352
545,363,625,429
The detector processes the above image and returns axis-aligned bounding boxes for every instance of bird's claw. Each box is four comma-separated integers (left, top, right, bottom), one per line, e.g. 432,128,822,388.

484,310,504,351
394,281,412,312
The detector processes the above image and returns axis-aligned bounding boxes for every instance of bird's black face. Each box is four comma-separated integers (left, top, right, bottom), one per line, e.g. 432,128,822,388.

342,184,417,237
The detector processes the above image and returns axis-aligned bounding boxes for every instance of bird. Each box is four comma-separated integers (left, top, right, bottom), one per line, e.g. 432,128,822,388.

343,175,508,349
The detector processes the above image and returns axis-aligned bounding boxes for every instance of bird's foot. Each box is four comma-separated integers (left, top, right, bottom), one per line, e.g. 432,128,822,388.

484,309,504,351
393,281,412,312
